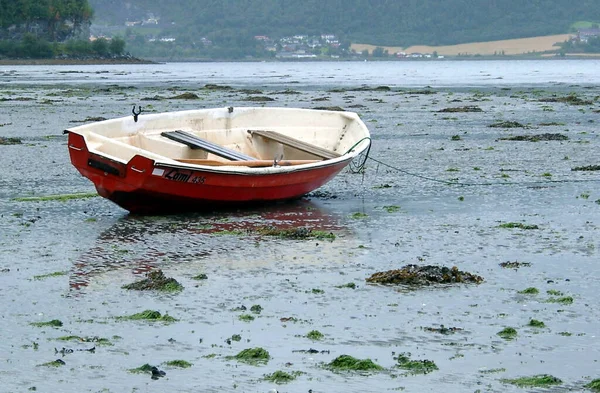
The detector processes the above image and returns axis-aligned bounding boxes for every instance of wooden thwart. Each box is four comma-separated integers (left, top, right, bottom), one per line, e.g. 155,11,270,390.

248,129,341,160
175,159,319,167
162,130,255,161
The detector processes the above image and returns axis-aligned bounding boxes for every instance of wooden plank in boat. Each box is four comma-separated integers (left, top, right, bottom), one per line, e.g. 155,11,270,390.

247,130,341,160
161,130,255,161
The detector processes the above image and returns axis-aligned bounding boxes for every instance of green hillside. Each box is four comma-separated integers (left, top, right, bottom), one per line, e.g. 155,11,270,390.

89,0,600,46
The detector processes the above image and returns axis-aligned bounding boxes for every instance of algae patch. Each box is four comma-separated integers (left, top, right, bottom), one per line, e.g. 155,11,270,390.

528,319,546,328
326,355,383,372
30,319,63,328
395,353,438,374
165,360,192,368
518,287,539,294
263,370,301,384
13,192,98,202
230,347,270,365
38,359,66,367
33,271,67,280
306,330,324,340
585,379,600,391
117,310,178,323
498,222,539,230
501,374,562,387
254,226,335,240
366,265,483,287
497,327,518,340
122,270,183,292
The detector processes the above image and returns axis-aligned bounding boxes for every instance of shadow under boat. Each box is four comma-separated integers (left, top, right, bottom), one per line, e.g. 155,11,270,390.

69,197,347,291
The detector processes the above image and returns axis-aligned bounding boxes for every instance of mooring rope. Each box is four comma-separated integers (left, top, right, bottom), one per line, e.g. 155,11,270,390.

366,156,600,187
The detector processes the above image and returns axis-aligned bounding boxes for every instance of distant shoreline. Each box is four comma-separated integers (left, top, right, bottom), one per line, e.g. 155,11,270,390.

0,57,156,66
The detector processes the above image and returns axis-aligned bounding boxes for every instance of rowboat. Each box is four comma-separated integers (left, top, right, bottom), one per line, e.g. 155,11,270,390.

64,106,371,214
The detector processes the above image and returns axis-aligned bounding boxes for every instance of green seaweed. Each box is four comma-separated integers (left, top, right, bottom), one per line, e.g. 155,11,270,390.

31,319,63,328
165,360,192,368
38,360,65,367
335,282,357,289
118,310,177,323
122,270,183,292
351,212,368,219
585,379,600,391
231,347,270,365
396,353,438,374
192,273,208,280
13,192,97,202
33,271,67,280
479,368,506,374
546,296,574,305
501,374,562,387
327,355,383,371
254,226,335,240
128,364,155,374
56,335,112,346
0,136,22,145
497,327,518,340
547,289,563,296
306,330,324,340
498,222,539,230
238,314,255,322
528,319,546,328
518,287,539,294
263,370,300,384
250,304,262,314
383,205,401,213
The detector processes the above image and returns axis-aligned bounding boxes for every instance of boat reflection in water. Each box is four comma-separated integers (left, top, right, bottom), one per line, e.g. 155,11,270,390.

69,197,347,291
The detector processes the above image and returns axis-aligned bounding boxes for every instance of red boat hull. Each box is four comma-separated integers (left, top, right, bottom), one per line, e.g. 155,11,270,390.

67,133,350,214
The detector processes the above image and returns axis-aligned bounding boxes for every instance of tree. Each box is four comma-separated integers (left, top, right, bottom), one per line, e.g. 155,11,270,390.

92,37,109,55
372,46,387,57
109,35,125,55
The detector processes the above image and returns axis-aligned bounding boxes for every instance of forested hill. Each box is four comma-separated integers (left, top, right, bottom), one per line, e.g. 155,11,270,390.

90,0,600,46
0,0,93,41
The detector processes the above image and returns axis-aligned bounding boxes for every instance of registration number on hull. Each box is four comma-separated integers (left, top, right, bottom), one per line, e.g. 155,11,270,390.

152,168,205,184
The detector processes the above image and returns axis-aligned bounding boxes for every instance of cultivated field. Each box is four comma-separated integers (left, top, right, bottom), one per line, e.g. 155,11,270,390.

352,34,574,56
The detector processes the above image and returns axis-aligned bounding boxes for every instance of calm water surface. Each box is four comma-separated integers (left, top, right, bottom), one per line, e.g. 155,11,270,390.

1,59,600,88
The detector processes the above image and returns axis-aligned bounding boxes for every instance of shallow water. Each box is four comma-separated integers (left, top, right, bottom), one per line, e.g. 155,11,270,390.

0,61,599,393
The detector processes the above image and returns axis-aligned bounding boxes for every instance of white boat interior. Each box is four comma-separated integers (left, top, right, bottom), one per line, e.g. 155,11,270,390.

66,107,371,167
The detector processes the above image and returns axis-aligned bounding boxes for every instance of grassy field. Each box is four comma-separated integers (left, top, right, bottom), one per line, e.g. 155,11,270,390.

351,34,574,56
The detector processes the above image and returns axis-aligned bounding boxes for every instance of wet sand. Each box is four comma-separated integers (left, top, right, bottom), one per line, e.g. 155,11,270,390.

0,66,599,392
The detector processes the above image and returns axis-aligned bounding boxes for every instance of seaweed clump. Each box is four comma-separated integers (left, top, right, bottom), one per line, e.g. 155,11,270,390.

437,106,483,113
395,353,438,374
538,94,592,105
326,355,383,371
31,319,63,328
263,370,299,384
170,92,200,99
501,374,562,387
585,379,600,391
572,165,600,171
0,136,22,145
254,226,335,240
366,265,483,287
122,270,183,292
498,133,568,142
499,261,531,269
497,327,518,340
488,121,527,128
118,310,178,323
231,347,270,365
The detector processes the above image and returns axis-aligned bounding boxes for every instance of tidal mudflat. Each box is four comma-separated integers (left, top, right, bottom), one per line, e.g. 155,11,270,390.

0,63,599,393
